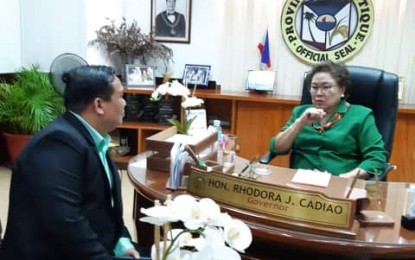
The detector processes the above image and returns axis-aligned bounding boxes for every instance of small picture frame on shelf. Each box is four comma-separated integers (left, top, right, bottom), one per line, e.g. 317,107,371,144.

125,65,155,87
185,108,207,135
182,64,211,86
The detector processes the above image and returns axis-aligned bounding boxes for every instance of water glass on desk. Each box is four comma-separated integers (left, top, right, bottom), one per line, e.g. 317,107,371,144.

221,134,237,172
404,184,415,216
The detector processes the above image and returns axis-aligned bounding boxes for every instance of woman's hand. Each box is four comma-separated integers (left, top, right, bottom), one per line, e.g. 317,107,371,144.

273,108,325,154
298,108,326,126
339,168,369,179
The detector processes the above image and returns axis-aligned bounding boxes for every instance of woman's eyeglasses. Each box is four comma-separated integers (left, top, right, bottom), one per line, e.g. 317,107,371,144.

309,85,334,94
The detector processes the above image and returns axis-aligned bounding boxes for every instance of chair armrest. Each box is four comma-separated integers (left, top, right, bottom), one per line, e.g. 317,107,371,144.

259,151,276,164
369,163,396,181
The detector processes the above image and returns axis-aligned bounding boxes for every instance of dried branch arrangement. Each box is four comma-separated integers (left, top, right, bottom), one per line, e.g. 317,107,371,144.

89,17,173,65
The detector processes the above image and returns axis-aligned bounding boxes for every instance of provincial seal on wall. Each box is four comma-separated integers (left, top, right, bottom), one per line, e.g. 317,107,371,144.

281,0,374,64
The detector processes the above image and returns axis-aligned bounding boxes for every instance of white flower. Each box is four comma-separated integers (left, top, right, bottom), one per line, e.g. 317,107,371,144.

150,80,191,101
194,227,240,260
194,244,241,260
223,219,252,253
198,198,221,220
168,229,192,246
182,96,204,109
170,194,199,223
167,80,190,97
209,212,233,227
157,83,169,95
141,194,252,260
139,204,180,225
197,226,224,250
150,89,161,100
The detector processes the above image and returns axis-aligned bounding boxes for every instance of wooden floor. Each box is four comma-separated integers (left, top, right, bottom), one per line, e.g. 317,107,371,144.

0,166,137,242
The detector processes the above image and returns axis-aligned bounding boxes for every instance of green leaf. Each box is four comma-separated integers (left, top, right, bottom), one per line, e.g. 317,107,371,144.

0,65,64,134
166,116,197,135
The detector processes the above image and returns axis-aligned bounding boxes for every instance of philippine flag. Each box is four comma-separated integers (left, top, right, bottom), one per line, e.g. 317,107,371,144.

257,30,271,69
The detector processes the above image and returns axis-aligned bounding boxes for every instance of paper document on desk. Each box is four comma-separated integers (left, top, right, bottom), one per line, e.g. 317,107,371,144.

165,132,210,145
345,187,367,199
291,169,331,187
129,158,147,169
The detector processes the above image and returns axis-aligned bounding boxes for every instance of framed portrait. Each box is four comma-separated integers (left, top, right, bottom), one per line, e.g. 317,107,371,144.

151,0,192,43
182,64,211,86
125,65,155,87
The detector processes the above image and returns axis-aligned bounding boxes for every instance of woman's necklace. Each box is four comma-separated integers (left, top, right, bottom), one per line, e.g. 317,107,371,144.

312,102,349,133
312,113,343,133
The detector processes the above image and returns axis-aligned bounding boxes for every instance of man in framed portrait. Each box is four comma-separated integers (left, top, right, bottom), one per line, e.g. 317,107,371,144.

155,0,186,37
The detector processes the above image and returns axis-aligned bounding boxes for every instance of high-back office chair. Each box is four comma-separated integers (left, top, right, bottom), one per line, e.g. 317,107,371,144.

259,66,399,181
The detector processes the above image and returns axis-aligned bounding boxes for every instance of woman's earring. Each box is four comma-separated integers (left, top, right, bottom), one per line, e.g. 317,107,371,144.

341,94,345,98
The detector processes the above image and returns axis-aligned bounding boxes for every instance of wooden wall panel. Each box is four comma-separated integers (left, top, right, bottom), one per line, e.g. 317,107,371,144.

235,101,293,167
389,114,415,182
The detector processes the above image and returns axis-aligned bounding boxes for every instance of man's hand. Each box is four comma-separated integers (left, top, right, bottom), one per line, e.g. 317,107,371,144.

124,248,140,259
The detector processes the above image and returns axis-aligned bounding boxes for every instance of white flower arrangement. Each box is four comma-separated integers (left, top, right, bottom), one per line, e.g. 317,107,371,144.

150,80,205,134
140,194,252,260
181,96,204,109
150,80,190,102
150,80,204,109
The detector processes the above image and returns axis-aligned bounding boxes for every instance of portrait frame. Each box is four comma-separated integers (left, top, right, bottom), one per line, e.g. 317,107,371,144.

125,65,155,88
151,0,192,43
182,64,211,86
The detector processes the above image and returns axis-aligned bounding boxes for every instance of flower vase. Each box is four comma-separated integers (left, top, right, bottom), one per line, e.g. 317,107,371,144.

157,96,175,125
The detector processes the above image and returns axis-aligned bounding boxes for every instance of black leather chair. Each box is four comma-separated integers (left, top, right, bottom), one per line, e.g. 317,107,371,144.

260,65,399,181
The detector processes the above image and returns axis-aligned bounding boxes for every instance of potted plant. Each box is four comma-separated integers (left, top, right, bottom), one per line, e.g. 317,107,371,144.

88,17,174,74
0,65,65,162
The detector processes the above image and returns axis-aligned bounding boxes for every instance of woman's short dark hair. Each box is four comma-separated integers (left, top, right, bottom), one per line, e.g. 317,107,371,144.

306,60,351,90
63,65,116,113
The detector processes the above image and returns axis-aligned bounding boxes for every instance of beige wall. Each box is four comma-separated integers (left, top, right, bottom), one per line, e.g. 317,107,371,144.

4,1,412,104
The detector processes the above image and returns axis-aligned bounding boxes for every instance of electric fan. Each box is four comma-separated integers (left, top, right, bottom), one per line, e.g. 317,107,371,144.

50,53,88,94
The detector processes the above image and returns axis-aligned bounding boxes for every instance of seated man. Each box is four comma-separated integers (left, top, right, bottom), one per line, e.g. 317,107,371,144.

269,61,387,179
0,66,142,259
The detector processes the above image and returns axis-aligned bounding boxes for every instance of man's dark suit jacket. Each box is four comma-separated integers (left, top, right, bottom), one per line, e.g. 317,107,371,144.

155,11,186,37
0,112,130,260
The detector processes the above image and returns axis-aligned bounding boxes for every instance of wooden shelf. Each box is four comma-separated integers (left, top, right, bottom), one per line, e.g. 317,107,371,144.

123,87,154,95
120,121,170,130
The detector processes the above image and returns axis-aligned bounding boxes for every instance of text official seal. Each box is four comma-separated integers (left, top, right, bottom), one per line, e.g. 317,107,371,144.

281,0,374,64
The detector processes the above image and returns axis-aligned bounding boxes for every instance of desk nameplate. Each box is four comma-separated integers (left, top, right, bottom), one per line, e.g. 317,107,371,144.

187,169,357,232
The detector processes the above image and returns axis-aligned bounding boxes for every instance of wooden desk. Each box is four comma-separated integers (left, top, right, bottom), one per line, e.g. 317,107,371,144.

128,155,415,259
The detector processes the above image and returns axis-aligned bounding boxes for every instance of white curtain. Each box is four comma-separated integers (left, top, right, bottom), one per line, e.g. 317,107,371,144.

220,0,415,104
